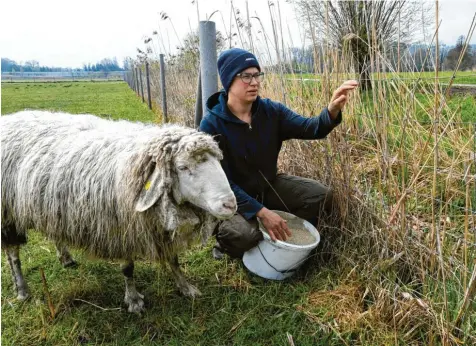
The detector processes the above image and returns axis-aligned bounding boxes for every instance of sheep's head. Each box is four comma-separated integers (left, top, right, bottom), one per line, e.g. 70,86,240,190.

134,126,236,231
171,148,236,218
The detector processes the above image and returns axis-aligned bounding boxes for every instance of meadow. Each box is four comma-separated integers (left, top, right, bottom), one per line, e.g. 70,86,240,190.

1,76,475,346
1,81,350,346
1,81,156,122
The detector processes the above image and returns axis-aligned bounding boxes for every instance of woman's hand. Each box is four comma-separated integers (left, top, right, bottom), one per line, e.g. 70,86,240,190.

256,207,292,241
328,80,359,119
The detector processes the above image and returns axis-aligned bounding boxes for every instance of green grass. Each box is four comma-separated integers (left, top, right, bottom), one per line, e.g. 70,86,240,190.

2,81,473,345
1,81,355,345
1,81,157,123
2,232,346,346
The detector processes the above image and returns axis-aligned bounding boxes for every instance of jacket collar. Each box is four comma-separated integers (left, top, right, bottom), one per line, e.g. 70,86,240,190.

206,90,261,124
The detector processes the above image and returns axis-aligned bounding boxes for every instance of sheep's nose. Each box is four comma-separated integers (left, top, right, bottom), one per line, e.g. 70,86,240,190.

222,197,237,211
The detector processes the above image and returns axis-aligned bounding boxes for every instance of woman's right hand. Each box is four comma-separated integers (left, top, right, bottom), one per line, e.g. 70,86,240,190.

256,207,291,241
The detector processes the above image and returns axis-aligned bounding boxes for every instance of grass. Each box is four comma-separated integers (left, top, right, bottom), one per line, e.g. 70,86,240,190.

2,74,475,345
1,81,157,123
1,81,373,346
3,232,346,346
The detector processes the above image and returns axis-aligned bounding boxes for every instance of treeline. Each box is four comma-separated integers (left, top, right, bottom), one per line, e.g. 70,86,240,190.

1,58,77,73
82,58,123,72
288,38,476,74
1,57,124,73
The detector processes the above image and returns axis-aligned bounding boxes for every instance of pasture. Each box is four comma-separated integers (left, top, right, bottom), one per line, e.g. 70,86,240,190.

1,81,156,122
1,81,345,346
1,80,475,345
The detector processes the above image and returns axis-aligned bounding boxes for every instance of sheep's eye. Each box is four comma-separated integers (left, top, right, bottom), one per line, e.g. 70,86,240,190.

178,165,188,171
197,155,207,163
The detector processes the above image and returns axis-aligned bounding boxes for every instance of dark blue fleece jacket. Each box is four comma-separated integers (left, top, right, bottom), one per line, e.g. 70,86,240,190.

199,90,342,220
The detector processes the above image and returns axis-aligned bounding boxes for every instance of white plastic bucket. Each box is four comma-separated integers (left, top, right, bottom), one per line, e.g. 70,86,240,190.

242,210,320,280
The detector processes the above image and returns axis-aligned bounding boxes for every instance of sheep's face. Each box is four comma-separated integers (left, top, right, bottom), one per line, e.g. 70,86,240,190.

172,151,237,219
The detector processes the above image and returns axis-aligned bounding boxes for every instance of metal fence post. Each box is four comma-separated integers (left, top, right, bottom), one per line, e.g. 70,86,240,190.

198,20,218,124
145,62,152,110
194,71,202,128
159,54,168,122
139,66,145,103
135,67,140,96
132,68,136,92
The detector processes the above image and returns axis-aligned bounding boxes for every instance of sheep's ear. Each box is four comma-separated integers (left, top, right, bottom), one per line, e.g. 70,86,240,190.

135,168,162,212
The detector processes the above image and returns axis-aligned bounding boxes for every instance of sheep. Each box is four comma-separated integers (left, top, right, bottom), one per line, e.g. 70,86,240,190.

1,110,237,313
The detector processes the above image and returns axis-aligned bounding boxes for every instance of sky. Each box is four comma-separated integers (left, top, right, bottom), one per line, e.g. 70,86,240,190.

1,0,475,69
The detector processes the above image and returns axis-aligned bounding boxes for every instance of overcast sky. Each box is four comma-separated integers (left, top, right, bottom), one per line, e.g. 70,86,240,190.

1,0,475,68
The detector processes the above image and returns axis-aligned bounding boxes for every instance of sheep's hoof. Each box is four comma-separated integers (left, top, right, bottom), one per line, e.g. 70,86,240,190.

124,292,145,314
62,259,78,268
179,284,202,298
17,290,29,301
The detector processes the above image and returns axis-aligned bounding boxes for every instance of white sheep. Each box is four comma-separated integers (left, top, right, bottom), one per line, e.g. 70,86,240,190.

1,110,237,313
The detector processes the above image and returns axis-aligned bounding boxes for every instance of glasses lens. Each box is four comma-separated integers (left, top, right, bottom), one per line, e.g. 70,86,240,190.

240,72,264,84
242,74,252,83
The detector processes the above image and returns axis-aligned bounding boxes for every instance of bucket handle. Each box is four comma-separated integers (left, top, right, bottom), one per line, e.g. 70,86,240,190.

257,244,311,275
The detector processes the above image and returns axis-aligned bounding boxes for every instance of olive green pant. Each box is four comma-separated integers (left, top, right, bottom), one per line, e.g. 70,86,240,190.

215,174,333,258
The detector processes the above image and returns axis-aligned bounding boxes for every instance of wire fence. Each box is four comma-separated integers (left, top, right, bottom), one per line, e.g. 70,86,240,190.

123,60,476,123
287,73,476,82
1,71,125,82
122,59,476,220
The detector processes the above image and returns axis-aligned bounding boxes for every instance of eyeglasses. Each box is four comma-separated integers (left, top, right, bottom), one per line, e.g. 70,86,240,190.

236,72,265,84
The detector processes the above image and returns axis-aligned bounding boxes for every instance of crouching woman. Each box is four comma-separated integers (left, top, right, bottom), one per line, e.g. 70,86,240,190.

200,48,358,259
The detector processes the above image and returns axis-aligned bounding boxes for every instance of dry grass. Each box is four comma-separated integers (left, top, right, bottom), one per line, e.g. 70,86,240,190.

129,60,476,341
137,44,475,345
297,282,435,344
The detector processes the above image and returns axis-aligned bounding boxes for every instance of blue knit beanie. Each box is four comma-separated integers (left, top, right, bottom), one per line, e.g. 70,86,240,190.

217,48,261,94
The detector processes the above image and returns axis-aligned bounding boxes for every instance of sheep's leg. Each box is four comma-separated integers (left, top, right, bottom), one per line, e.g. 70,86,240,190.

168,255,201,297
5,246,29,301
121,260,144,313
55,243,77,267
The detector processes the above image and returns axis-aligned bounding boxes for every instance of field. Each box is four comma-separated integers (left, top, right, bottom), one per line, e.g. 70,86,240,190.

0,81,343,346
1,81,156,122
1,80,476,345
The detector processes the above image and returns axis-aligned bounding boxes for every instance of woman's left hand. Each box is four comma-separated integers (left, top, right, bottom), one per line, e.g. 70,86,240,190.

328,80,359,119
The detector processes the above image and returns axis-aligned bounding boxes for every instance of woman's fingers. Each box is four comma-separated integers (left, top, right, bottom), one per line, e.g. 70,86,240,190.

332,85,356,100
282,220,292,237
277,220,289,240
334,94,347,106
268,229,277,241
329,95,347,114
274,227,285,241
332,80,358,101
270,225,288,241
266,218,291,242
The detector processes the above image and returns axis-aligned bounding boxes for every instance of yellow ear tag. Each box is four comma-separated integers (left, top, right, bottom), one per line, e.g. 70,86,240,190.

144,181,151,191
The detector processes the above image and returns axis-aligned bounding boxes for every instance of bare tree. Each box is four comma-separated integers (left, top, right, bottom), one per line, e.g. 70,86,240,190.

444,35,474,71
293,0,432,89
